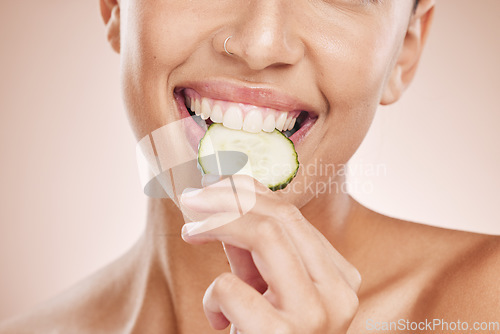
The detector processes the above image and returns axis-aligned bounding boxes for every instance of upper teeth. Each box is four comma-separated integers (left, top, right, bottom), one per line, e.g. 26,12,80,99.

185,94,300,133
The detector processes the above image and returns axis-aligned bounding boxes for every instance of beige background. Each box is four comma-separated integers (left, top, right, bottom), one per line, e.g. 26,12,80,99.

1,0,499,322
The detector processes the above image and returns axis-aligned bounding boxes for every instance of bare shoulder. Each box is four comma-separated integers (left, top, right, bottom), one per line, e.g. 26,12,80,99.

0,291,87,334
421,231,500,318
383,217,500,328
395,220,500,321
0,251,139,334
361,206,500,310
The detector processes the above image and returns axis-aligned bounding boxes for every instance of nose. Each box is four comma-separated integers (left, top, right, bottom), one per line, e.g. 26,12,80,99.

214,0,305,71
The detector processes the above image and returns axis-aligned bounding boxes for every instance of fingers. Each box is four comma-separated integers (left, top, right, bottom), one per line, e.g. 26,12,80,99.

203,272,284,333
182,212,317,309
181,176,361,292
181,174,361,333
182,175,265,215
308,227,362,292
223,243,268,294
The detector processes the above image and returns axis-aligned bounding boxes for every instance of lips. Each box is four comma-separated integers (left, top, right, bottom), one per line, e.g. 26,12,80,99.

173,81,318,150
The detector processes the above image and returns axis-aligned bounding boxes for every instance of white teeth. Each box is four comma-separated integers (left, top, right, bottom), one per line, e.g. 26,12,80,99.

283,117,293,131
275,112,288,131
223,106,243,130
242,110,263,133
190,98,196,113
186,94,301,133
262,114,276,132
210,104,223,123
201,98,211,120
194,99,201,116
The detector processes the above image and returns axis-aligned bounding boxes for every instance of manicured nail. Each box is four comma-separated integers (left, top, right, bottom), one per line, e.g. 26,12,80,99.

182,221,203,237
182,212,241,238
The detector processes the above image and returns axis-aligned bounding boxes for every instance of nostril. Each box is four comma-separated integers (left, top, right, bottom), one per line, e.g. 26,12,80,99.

218,14,305,71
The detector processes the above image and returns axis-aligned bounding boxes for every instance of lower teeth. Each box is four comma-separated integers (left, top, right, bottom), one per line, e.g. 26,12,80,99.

187,108,207,129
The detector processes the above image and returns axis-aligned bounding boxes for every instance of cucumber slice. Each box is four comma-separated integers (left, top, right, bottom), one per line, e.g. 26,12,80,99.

198,124,299,191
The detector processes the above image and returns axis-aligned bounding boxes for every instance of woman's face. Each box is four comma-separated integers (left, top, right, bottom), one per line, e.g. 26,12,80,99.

119,0,416,208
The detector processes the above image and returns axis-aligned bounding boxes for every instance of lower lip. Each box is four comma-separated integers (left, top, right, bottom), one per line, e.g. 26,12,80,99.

174,92,206,152
288,113,317,146
174,91,317,152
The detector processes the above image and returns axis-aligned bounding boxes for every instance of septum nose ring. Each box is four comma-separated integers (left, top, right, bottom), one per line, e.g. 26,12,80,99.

224,36,233,55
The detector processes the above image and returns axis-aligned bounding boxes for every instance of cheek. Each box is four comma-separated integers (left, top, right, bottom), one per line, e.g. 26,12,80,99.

283,14,405,201
308,18,402,160
123,1,211,65
316,23,398,113
120,0,219,140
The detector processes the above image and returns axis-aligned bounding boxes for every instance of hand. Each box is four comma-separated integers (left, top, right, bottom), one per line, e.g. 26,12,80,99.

180,175,361,334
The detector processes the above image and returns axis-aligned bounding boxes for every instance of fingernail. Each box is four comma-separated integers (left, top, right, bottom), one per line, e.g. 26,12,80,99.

182,221,202,237
181,187,202,199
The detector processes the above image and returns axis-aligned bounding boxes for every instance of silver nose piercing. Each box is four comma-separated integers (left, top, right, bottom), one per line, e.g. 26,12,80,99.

224,36,233,56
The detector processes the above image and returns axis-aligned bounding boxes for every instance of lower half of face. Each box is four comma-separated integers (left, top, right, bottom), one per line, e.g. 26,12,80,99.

121,0,412,208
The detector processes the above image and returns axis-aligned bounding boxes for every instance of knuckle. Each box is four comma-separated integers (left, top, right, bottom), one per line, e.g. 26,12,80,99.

350,267,362,292
272,319,294,334
340,260,362,292
254,217,287,242
275,203,310,236
327,287,359,332
342,288,360,319
307,305,329,331
213,272,238,295
276,202,302,221
333,294,359,333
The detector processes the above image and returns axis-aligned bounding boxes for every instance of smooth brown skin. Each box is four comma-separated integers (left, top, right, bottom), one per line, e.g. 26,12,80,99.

1,0,499,333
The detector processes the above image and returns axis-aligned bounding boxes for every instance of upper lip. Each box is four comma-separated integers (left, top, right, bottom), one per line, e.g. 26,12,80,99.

174,79,319,116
